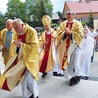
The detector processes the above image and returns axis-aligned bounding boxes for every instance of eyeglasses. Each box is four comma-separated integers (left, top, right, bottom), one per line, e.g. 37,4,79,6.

66,13,73,15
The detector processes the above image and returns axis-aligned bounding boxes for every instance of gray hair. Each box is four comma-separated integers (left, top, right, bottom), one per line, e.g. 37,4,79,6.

13,18,24,24
66,10,76,16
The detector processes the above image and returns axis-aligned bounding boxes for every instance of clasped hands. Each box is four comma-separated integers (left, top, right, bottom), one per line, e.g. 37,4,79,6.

2,46,7,53
14,40,22,48
65,28,71,34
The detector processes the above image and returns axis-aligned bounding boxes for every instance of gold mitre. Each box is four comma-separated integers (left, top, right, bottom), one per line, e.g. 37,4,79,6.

42,15,51,26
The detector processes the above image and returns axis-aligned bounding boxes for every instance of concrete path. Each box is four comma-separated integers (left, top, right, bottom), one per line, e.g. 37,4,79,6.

0,76,98,98
0,52,98,98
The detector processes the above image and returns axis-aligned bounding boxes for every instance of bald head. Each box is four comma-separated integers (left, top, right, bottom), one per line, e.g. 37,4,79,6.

6,19,13,31
6,19,13,23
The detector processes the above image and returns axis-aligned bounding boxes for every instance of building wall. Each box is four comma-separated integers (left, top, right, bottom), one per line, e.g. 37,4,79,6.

62,3,98,22
76,13,98,18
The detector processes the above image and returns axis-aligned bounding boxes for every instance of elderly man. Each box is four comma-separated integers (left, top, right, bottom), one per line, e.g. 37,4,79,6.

0,19,16,65
56,10,83,86
0,18,39,98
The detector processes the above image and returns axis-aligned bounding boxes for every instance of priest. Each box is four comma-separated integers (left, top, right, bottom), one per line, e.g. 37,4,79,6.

0,18,39,98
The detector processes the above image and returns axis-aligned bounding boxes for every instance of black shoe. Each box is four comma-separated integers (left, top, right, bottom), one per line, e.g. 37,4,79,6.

42,72,47,78
53,72,64,77
69,77,76,86
70,77,75,82
57,73,64,77
75,76,81,84
81,76,89,80
29,94,34,98
85,76,89,80
69,76,81,86
53,72,58,76
36,96,38,98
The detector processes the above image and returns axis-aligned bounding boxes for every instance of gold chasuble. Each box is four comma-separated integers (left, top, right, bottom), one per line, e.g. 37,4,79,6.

39,29,56,72
0,24,39,91
0,28,16,65
56,19,83,70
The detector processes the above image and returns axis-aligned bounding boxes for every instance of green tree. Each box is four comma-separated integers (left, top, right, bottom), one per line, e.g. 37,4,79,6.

6,0,53,27
0,12,6,30
87,11,94,28
7,0,28,22
25,0,53,27
57,11,62,19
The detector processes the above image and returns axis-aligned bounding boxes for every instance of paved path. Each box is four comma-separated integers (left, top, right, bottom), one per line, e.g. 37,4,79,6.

89,52,98,81
0,52,98,98
0,76,98,98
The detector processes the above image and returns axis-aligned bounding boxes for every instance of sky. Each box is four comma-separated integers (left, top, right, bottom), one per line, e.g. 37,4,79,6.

0,0,79,14
0,0,25,14
52,0,80,13
0,0,8,14
51,0,66,13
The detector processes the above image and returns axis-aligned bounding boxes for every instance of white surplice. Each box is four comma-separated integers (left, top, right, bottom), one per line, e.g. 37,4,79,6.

80,35,94,76
52,39,63,74
64,46,81,80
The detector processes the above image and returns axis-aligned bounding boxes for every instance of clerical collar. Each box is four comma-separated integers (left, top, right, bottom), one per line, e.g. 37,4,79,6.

8,29,12,32
68,21,73,23
67,19,74,23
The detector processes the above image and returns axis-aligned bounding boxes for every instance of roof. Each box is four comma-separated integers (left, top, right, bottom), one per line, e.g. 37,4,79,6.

52,13,60,20
65,1,98,13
